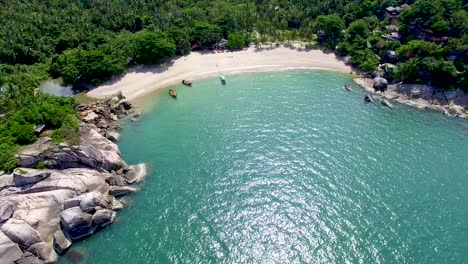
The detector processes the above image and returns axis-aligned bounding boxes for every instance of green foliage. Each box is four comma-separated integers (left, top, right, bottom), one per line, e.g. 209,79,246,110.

397,40,439,59
348,19,370,39
0,142,19,172
0,93,78,171
131,31,176,65
36,162,46,170
315,14,345,49
397,58,422,83
52,114,80,145
50,47,127,86
191,21,223,47
351,49,379,72
227,33,246,49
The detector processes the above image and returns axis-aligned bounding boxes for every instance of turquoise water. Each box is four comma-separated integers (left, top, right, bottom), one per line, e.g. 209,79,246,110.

61,71,468,263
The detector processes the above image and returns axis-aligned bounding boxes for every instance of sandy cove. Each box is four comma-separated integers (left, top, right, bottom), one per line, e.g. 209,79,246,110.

87,46,353,101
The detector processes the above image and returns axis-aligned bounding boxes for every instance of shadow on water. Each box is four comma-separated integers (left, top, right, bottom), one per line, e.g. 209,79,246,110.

64,248,88,264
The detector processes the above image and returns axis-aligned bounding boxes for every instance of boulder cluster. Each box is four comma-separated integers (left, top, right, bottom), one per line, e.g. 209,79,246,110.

1,96,147,263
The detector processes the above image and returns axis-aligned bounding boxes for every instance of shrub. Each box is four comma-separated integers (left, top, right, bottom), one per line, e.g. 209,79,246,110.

0,142,19,172
227,33,246,49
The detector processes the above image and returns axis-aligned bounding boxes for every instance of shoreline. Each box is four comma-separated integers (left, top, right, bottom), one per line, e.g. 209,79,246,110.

354,78,468,118
87,46,353,102
87,45,467,118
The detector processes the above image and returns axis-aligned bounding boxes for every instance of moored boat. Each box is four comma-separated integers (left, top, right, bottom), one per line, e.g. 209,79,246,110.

182,80,192,86
344,85,352,91
169,89,177,98
220,75,226,85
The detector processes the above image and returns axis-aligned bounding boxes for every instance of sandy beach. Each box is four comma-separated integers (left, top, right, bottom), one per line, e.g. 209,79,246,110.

87,46,353,101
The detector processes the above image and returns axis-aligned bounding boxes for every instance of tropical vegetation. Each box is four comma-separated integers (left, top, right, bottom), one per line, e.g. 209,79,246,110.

0,0,467,171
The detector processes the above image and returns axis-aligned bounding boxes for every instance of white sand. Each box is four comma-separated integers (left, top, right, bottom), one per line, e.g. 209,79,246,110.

87,46,353,101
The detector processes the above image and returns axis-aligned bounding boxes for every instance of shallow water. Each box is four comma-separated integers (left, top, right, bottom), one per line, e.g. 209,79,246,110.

41,80,74,97
60,71,468,263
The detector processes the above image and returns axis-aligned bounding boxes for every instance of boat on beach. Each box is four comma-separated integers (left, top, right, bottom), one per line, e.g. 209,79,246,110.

169,89,177,98
182,80,192,86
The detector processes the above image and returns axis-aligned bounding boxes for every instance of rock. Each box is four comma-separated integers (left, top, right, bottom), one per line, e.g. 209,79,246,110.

27,242,57,263
0,201,14,223
79,193,112,213
12,169,51,186
58,143,69,148
92,209,116,228
0,231,23,264
110,114,119,121
373,77,388,91
63,198,81,210
133,112,141,118
124,164,148,184
60,207,93,241
105,174,126,186
364,94,374,103
18,137,53,168
53,230,71,254
1,219,42,249
106,131,120,142
109,186,138,197
119,101,132,110
96,120,109,129
14,252,44,264
82,111,98,123
78,124,127,172
111,197,123,211
381,99,393,108
130,118,138,122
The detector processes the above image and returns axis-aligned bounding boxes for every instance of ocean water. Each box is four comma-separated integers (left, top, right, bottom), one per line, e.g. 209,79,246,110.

60,71,468,263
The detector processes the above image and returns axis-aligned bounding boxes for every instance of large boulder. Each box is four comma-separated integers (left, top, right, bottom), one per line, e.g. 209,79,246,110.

111,197,123,211
0,201,14,223
106,131,120,142
60,207,93,241
373,77,388,91
12,169,51,186
53,230,71,254
109,186,138,197
124,164,148,184
0,219,42,249
27,242,57,263
13,252,44,264
105,174,126,186
92,209,116,228
79,192,112,213
0,231,23,264
17,137,53,168
63,198,81,210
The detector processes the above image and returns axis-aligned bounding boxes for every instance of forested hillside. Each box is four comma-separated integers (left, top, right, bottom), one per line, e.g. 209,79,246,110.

0,0,467,171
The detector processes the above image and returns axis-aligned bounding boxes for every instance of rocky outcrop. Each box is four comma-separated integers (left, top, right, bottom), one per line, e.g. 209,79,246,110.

1,219,42,249
354,78,468,118
109,186,138,197
92,209,116,228
0,231,23,264
17,124,127,171
13,252,43,264
0,99,149,263
60,207,93,240
53,230,71,254
0,201,14,223
124,164,148,184
373,77,388,91
27,242,57,263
